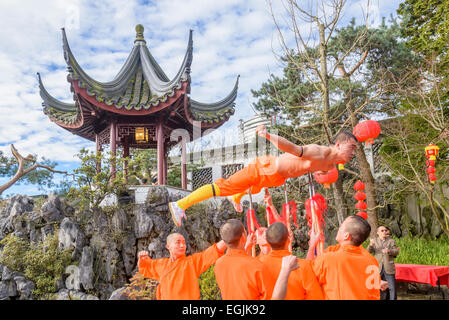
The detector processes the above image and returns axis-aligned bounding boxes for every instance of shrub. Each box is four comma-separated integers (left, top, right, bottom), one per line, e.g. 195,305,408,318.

123,273,159,300
199,266,221,300
0,232,73,299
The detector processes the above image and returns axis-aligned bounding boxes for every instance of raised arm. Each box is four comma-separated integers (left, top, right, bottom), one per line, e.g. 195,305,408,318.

256,125,332,161
271,255,299,300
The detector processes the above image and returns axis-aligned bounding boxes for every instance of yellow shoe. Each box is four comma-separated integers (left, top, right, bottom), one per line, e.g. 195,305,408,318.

227,196,242,213
168,202,186,227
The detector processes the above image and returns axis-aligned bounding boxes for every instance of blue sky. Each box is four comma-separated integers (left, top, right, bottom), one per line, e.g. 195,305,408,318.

0,0,403,197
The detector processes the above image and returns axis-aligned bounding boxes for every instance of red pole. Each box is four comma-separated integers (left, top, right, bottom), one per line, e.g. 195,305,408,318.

181,139,187,189
95,133,102,174
110,121,117,180
156,121,164,185
123,137,129,183
163,144,167,185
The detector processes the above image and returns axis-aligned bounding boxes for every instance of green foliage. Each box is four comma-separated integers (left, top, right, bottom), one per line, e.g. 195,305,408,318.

128,149,157,183
123,273,158,300
199,266,221,300
393,236,449,266
398,0,449,66
0,233,73,299
167,160,200,189
66,148,129,210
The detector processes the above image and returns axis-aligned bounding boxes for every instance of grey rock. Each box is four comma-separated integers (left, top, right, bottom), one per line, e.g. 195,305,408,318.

56,289,70,300
79,246,94,290
109,287,129,300
103,250,120,283
145,186,169,206
41,224,55,242
0,280,17,298
1,266,14,281
40,192,64,223
58,217,86,259
134,205,153,238
389,219,402,238
0,195,34,236
112,208,128,233
69,290,99,300
430,217,443,238
121,233,137,276
14,274,35,300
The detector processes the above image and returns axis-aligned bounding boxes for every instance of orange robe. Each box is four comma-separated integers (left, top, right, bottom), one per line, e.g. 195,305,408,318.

214,248,269,300
214,156,286,196
324,243,372,257
138,243,223,300
312,244,381,300
259,249,324,300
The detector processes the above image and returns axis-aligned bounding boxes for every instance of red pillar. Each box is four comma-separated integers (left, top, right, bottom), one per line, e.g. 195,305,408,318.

95,133,102,174
123,137,129,182
110,121,117,180
163,146,167,185
181,139,187,189
156,121,164,185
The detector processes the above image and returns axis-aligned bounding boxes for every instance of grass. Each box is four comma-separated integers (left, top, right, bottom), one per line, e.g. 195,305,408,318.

393,236,449,266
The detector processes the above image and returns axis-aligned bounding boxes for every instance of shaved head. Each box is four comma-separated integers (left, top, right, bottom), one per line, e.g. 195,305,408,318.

331,131,357,145
166,233,184,245
266,223,289,250
344,216,371,246
220,219,245,248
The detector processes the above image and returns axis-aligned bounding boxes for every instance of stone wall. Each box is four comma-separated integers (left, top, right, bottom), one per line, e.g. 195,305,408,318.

0,187,242,300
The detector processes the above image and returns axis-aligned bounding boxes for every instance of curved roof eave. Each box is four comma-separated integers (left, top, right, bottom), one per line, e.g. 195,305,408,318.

140,29,193,96
38,72,77,112
189,75,239,112
62,28,139,97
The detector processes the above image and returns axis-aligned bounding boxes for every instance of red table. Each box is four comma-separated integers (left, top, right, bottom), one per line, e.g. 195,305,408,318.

395,263,449,287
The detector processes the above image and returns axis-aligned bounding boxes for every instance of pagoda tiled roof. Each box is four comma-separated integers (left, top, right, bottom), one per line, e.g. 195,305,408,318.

39,25,238,129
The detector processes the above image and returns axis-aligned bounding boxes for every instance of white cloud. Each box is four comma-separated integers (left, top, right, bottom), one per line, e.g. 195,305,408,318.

0,0,402,195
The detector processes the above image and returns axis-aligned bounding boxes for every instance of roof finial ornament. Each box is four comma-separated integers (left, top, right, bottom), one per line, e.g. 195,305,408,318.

135,24,146,43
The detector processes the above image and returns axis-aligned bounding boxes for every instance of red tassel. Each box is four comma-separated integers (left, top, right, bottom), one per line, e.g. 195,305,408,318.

265,206,282,226
305,193,327,229
246,209,260,233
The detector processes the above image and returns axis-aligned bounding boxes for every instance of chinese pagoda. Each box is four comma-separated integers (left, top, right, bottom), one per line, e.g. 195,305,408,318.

38,25,238,188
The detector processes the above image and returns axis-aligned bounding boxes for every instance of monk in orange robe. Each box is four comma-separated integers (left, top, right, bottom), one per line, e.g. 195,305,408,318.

272,216,383,300
214,219,270,300
169,128,358,227
259,222,324,300
138,233,226,300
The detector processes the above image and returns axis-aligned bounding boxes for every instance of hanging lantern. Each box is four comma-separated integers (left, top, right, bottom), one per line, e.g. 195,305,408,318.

428,174,437,184
353,120,381,146
426,160,435,167
314,167,339,188
354,180,366,192
427,166,436,174
355,202,368,210
354,191,366,201
425,144,439,160
135,127,149,143
356,211,368,220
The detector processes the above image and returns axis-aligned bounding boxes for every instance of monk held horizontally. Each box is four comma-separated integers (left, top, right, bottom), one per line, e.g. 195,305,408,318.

169,125,358,227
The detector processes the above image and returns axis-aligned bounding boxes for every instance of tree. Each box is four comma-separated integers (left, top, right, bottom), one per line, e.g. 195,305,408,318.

66,149,129,210
255,0,418,234
380,59,449,237
397,0,449,67
0,144,67,197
